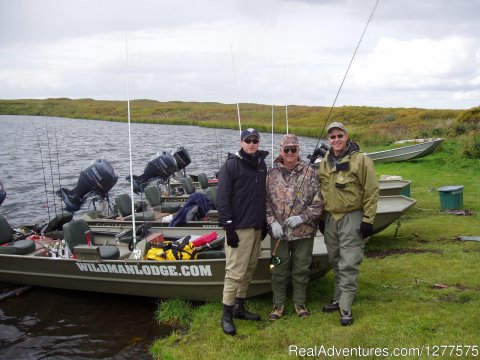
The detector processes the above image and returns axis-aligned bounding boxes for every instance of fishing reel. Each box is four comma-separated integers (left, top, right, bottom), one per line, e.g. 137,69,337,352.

307,143,330,164
269,254,282,270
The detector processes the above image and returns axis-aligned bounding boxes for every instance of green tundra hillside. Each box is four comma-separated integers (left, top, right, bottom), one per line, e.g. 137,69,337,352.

0,98,478,152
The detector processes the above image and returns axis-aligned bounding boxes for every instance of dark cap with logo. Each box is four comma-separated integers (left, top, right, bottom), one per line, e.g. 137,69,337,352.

241,128,260,140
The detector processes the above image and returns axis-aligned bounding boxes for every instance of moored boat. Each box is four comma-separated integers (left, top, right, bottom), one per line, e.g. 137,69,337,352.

379,179,411,196
366,138,444,163
84,195,417,235
0,219,329,301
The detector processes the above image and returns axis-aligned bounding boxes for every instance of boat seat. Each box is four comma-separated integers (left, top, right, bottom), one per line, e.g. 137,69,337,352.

144,185,162,211
115,193,156,221
63,219,120,260
0,239,37,255
42,212,73,234
205,186,217,209
0,215,13,245
196,250,225,259
181,177,196,195
0,215,36,255
197,173,209,190
144,185,182,214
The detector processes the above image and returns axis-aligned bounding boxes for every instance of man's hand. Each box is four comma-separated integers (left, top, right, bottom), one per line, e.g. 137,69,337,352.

225,223,239,248
318,220,325,234
359,221,374,239
284,215,303,228
271,222,284,239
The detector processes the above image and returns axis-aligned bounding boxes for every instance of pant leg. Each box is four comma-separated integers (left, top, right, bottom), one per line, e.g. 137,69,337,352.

290,237,314,305
236,228,262,298
337,210,364,312
270,236,291,305
222,227,260,305
323,213,341,301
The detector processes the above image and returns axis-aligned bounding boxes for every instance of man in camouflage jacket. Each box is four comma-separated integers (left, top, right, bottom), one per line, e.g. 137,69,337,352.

266,134,323,320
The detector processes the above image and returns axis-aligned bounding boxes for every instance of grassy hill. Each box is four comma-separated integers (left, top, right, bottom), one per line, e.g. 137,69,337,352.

1,98,478,151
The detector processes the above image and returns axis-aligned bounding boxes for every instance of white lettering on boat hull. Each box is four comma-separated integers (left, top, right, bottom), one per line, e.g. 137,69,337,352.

75,262,212,277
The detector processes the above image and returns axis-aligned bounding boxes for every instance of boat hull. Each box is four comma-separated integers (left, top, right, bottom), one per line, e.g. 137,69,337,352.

0,231,329,301
366,138,443,163
0,196,415,300
86,196,417,235
379,179,411,196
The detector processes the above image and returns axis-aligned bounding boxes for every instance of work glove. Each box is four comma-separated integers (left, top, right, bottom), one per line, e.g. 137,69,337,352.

359,221,374,239
318,220,325,234
284,215,303,228
271,222,284,239
225,222,239,248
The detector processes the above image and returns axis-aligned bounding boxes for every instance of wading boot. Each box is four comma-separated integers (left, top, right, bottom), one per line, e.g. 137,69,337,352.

340,309,353,326
322,300,340,313
233,297,260,321
221,304,236,336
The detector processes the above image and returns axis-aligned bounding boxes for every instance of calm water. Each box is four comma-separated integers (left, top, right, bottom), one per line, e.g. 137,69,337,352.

0,115,322,359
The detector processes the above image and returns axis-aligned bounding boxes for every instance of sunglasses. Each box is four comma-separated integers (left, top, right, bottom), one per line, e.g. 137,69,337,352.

243,138,259,144
283,146,298,154
329,134,345,140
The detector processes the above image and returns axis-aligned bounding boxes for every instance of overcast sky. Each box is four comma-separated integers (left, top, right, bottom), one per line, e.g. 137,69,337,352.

1,0,479,109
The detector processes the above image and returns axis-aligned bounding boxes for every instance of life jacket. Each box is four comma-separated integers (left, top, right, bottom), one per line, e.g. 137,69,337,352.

145,235,197,261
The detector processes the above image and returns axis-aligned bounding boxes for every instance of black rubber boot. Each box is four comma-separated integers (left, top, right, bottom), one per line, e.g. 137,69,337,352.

233,297,261,321
221,304,236,336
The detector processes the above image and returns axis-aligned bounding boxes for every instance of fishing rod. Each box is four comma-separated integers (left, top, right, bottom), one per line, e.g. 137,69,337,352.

285,105,289,134
53,126,65,219
32,126,51,225
230,45,242,134
270,0,380,267
125,32,141,259
271,103,274,166
45,124,59,222
311,0,380,154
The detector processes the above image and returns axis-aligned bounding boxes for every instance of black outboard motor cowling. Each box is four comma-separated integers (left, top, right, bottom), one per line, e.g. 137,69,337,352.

172,147,191,171
0,181,6,207
128,148,191,193
57,159,118,212
129,151,179,193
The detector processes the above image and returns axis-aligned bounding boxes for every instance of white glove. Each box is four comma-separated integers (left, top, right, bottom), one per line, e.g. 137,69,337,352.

284,215,303,228
271,222,284,239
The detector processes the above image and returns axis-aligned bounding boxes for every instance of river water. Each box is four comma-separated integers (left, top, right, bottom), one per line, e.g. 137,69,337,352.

0,115,322,359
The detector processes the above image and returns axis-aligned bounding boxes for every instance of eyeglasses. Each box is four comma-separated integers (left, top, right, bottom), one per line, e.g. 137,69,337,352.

329,134,345,140
283,146,298,154
243,138,259,144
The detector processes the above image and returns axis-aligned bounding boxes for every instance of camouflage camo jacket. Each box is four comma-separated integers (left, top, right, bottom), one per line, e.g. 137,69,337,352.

266,156,323,241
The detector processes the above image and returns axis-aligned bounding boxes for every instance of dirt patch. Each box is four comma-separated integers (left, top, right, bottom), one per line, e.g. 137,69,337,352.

416,239,429,244
365,248,442,258
453,284,480,291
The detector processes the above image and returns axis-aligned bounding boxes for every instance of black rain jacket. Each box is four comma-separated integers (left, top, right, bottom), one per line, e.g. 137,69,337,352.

216,149,269,229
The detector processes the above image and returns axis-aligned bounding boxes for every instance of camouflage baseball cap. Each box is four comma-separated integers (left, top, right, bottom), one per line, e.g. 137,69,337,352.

280,134,299,146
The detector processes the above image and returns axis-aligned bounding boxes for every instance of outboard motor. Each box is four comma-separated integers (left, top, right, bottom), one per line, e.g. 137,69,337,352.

0,181,6,207
172,147,191,171
128,147,191,193
57,159,118,212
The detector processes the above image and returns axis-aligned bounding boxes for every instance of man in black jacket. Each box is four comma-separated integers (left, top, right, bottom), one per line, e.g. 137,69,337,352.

216,128,269,336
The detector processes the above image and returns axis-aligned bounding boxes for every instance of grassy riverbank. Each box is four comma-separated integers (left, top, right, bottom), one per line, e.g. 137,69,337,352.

151,140,480,360
0,98,474,146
